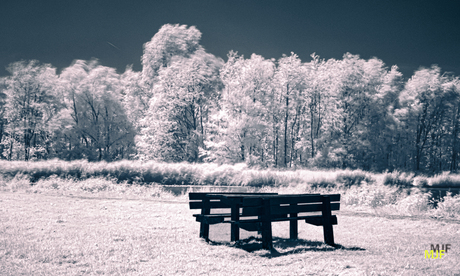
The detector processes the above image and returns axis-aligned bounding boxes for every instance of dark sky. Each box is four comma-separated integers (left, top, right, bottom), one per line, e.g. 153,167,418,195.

1,0,460,78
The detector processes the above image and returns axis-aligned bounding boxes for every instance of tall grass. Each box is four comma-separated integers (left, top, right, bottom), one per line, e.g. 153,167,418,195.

0,160,374,188
0,174,180,201
3,160,460,189
3,159,460,194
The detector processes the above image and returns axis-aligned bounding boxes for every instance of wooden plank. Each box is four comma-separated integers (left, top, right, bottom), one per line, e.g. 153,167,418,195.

241,194,339,207
304,215,337,225
242,203,340,217
193,213,232,218
189,192,249,200
269,194,340,205
189,201,231,209
229,215,337,225
188,192,208,200
269,194,321,205
270,202,340,215
204,193,279,207
190,193,338,205
195,215,225,225
270,214,337,223
189,192,277,200
238,195,282,207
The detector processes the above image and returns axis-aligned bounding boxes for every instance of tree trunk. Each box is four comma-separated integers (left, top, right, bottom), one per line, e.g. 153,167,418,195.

284,95,289,167
451,105,460,172
8,139,13,161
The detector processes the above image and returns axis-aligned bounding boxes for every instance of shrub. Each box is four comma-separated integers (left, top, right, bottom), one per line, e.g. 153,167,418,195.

412,176,428,187
433,192,460,218
309,178,337,189
428,172,460,188
343,183,402,208
396,192,433,215
0,173,31,192
336,170,374,188
382,171,414,187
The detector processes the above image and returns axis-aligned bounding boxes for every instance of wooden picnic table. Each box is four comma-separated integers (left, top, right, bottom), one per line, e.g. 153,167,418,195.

192,192,340,250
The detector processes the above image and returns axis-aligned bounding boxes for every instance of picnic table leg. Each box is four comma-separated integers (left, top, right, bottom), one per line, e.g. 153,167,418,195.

321,196,335,246
289,203,298,239
261,198,273,250
230,204,240,242
200,197,210,242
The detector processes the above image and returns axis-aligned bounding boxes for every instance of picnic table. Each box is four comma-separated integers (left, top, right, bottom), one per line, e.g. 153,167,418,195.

189,192,340,250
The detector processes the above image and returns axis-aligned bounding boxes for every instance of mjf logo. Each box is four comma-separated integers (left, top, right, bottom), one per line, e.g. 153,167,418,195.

425,244,451,259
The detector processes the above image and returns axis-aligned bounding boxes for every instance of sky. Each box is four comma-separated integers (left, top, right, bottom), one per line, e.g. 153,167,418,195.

1,0,460,78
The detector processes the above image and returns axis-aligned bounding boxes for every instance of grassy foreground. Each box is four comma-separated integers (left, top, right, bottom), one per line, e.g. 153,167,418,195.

1,183,460,275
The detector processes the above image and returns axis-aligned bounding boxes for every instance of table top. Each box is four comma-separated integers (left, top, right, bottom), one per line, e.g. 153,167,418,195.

204,193,326,206
205,193,322,198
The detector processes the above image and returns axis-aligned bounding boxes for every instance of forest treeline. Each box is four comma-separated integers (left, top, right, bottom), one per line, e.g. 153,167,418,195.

1,24,459,174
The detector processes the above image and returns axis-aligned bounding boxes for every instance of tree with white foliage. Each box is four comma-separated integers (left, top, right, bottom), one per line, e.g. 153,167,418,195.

141,24,202,89
272,53,307,167
138,49,222,161
0,79,8,158
396,66,456,172
59,60,135,161
120,66,149,131
310,54,404,170
2,60,61,160
208,52,275,165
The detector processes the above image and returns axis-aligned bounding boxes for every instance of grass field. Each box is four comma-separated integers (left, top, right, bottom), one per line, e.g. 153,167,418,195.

1,187,460,275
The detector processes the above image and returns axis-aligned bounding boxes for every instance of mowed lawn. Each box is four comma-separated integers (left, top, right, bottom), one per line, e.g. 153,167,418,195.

1,192,459,275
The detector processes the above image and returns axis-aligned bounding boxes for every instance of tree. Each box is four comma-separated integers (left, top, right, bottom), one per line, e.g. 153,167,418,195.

120,66,150,131
208,52,275,165
396,66,455,172
137,49,223,161
310,54,396,169
3,60,61,160
364,64,403,171
0,79,7,158
296,54,340,167
272,53,307,167
141,24,202,88
446,78,460,172
59,60,135,161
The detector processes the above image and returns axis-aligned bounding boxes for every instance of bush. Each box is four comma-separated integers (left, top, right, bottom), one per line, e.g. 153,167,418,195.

396,192,433,215
382,171,414,187
433,192,460,218
309,178,337,189
343,184,401,208
428,172,460,188
0,173,31,192
336,170,374,188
